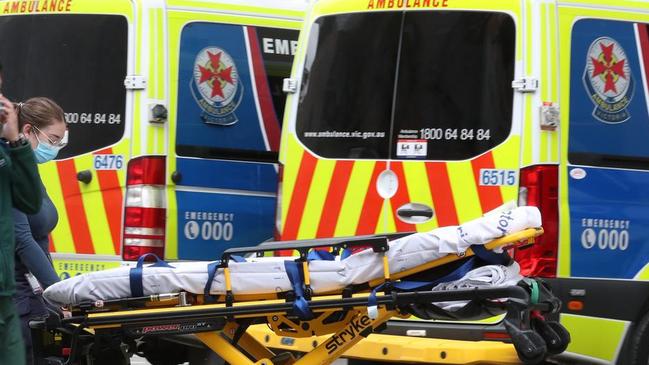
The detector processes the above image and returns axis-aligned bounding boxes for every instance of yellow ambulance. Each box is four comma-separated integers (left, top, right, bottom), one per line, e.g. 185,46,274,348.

278,0,649,363
0,0,304,276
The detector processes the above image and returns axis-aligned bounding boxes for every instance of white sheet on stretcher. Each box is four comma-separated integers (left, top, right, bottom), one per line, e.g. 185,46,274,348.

43,206,540,308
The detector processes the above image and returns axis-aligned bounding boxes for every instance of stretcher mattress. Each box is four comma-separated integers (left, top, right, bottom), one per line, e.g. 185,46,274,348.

43,206,541,308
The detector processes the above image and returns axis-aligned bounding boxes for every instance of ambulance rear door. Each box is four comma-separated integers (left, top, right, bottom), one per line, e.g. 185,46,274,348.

557,3,649,363
166,2,303,260
282,0,524,240
0,1,133,277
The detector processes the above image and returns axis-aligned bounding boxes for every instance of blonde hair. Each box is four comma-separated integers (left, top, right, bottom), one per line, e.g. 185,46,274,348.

16,97,65,130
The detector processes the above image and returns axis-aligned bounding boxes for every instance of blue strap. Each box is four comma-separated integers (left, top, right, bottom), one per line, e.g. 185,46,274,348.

471,244,511,266
129,253,174,297
284,261,313,320
203,261,221,302
368,257,477,310
307,249,335,261
203,256,245,303
341,248,352,260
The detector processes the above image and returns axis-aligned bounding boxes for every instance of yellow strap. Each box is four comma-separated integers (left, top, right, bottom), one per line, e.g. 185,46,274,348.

382,254,390,281
302,261,311,286
224,267,232,292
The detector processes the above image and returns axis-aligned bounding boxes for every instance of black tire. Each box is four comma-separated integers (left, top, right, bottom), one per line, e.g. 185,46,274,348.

88,345,130,365
511,330,547,365
141,338,189,365
627,311,649,365
546,321,570,355
532,319,571,355
88,336,130,365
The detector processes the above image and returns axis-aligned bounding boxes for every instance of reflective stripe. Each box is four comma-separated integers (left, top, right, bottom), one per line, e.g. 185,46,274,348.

316,160,354,238
402,161,439,232
95,148,125,254
447,161,482,223
335,161,375,237
356,161,386,235
282,151,317,240
279,137,303,231
491,137,521,201
124,227,165,236
125,185,166,208
57,159,95,254
124,238,164,247
389,162,416,232
471,152,504,213
425,162,459,226
281,152,516,239
300,158,335,238
40,162,74,253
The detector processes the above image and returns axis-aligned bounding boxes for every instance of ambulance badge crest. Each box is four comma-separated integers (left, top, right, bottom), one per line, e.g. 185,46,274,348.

583,37,634,124
191,47,243,125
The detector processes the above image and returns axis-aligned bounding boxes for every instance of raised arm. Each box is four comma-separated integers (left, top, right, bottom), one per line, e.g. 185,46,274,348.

0,95,42,214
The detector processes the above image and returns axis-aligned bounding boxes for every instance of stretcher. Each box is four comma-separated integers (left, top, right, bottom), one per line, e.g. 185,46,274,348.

37,207,569,365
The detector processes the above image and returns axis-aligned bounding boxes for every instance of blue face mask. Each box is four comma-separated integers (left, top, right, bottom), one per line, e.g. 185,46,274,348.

34,140,61,164
32,126,67,164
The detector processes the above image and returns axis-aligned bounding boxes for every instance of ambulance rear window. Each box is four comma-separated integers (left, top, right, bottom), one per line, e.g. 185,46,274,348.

0,15,128,159
296,11,515,160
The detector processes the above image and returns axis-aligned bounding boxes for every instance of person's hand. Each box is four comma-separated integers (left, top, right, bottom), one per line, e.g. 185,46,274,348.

0,94,19,141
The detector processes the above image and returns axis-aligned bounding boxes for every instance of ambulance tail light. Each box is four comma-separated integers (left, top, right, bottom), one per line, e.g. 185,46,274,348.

515,165,558,278
122,156,166,261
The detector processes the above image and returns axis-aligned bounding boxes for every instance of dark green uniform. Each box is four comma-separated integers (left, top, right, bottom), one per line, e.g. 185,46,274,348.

0,141,42,365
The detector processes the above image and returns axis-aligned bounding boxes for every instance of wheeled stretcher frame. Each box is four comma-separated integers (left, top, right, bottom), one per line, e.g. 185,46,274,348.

34,228,569,365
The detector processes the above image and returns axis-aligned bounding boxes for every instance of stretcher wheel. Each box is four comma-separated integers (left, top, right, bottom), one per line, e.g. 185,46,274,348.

532,318,571,355
510,329,547,365
89,344,129,365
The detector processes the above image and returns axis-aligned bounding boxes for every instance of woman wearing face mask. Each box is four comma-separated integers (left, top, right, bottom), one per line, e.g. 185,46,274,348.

11,97,68,365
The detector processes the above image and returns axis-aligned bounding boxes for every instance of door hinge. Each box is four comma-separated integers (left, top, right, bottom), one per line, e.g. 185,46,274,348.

124,75,147,90
512,77,539,93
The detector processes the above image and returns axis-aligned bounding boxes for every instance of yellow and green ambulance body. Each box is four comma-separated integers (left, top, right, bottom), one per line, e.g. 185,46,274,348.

0,0,304,275
278,0,649,363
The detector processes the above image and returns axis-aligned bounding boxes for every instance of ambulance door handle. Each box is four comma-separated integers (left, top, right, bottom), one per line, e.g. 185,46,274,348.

77,170,92,184
396,203,434,224
171,171,182,184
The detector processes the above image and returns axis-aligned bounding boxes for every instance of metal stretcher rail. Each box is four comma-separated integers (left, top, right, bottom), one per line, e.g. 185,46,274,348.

71,286,538,328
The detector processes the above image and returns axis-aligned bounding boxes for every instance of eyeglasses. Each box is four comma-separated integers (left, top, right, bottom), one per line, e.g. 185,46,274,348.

33,125,68,148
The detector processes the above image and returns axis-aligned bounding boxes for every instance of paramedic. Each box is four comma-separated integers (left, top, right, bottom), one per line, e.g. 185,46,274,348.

12,97,67,364
0,62,43,365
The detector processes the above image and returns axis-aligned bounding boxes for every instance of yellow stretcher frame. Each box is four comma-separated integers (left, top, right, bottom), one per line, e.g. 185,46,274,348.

246,324,522,365
80,287,533,365
61,228,547,365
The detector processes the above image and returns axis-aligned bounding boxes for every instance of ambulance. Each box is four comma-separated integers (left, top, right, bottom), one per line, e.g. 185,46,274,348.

0,0,304,277
277,0,649,364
